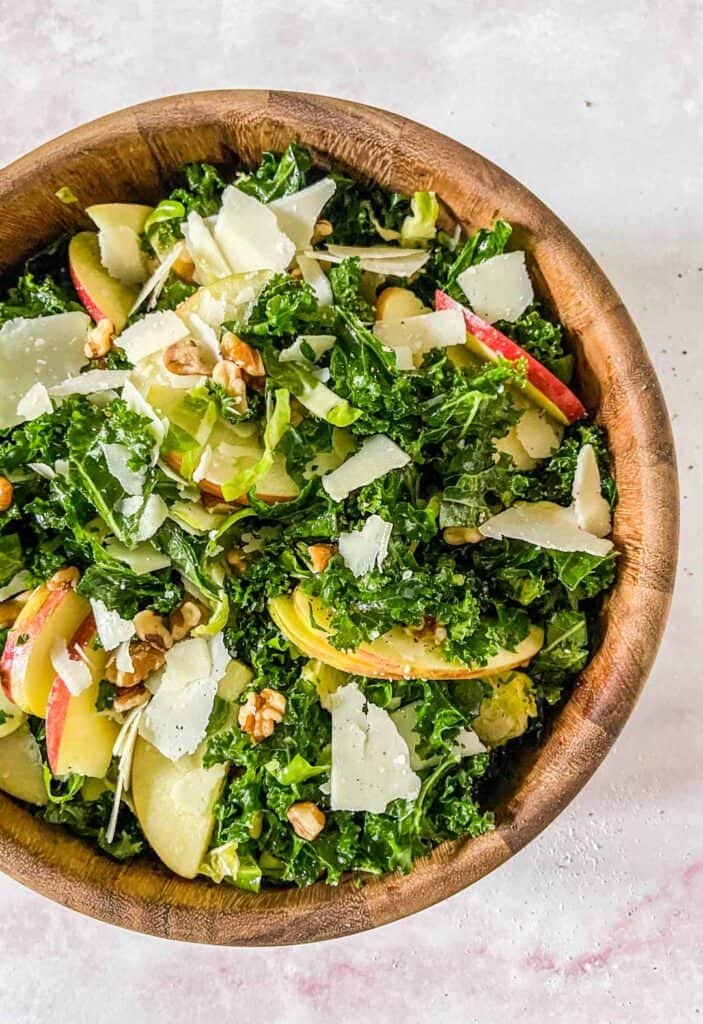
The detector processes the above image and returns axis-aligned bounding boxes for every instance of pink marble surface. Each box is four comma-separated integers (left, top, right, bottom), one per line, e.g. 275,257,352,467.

0,2,701,1021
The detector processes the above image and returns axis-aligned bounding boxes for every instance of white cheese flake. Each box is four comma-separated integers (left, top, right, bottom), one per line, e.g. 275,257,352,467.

279,334,336,363
49,369,130,397
182,211,231,285
214,186,295,274
572,444,612,537
16,382,52,421
101,442,146,496
308,244,430,278
115,640,135,674
515,407,563,460
90,598,135,652
373,309,466,354
338,515,393,577
322,434,411,502
296,254,333,306
97,225,148,286
104,539,171,574
139,634,231,761
330,682,420,813
479,500,613,556
130,241,187,314
457,251,534,324
27,462,55,479
121,379,167,456
119,494,169,542
0,312,90,429
50,639,93,696
117,311,190,364
269,177,336,250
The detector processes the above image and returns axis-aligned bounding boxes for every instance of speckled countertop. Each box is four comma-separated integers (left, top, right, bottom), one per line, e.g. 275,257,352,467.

0,2,701,1021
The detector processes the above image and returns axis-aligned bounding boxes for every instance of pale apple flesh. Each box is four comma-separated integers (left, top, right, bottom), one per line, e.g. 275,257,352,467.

85,203,153,235
45,615,119,778
270,589,543,681
68,232,139,331
0,585,89,717
0,725,47,805
0,680,24,740
434,290,586,425
131,736,227,879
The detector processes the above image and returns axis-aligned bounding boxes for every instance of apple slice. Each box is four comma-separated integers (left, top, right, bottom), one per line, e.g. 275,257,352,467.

435,290,586,425
295,589,543,679
0,585,89,717
86,203,153,236
131,736,227,879
0,683,25,740
0,725,47,805
45,615,119,778
69,232,139,331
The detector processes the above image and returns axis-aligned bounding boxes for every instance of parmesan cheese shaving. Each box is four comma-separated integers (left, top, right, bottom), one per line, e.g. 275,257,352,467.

50,639,93,696
322,434,411,502
269,177,336,250
296,253,333,306
214,186,295,274
457,251,534,324
130,241,187,314
90,598,135,652
101,442,146,496
373,308,465,354
16,383,52,422
182,211,231,284
479,500,613,556
338,514,393,577
117,311,190,364
572,444,612,537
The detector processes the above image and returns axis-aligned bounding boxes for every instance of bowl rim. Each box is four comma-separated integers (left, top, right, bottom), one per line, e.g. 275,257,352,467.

0,89,678,945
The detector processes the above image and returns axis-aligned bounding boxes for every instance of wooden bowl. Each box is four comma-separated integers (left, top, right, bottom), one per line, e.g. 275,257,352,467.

0,91,678,945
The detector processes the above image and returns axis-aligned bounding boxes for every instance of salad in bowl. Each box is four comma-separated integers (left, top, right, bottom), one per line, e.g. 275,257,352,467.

0,146,617,889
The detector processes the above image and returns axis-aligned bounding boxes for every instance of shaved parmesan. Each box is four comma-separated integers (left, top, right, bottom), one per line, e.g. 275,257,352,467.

0,312,90,428
90,598,135,651
279,334,336,363
391,701,486,771
27,462,55,479
49,369,130,397
115,640,134,673
130,241,187,314
493,428,537,471
117,311,190,364
373,308,465,354
457,251,534,324
296,253,333,306
479,500,613,556
308,245,430,278
51,639,93,696
106,706,145,843
104,539,171,574
101,442,146,496
214,186,295,274
121,380,167,453
573,444,611,537
182,211,231,284
322,434,411,502
515,408,563,460
339,515,393,577
98,226,148,286
17,382,52,421
119,494,168,542
140,634,230,761
0,570,31,602
391,346,415,371
330,682,420,813
455,727,487,757
269,177,336,250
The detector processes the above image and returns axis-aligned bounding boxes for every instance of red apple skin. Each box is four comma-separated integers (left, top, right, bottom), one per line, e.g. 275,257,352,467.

1,587,62,703
46,615,116,778
68,232,137,331
435,290,586,425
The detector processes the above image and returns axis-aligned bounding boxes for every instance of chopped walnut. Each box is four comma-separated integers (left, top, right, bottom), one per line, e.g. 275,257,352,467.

220,332,265,377
113,684,149,712
312,219,334,243
169,599,204,642
212,359,248,412
0,477,13,513
287,802,326,841
47,566,80,591
105,641,166,688
238,688,286,743
226,548,247,573
308,544,335,573
442,526,484,546
133,609,173,650
0,598,24,629
164,339,213,376
289,266,303,280
84,318,114,359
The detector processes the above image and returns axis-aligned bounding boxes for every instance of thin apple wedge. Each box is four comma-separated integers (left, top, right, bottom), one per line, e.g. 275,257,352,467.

435,290,586,425
46,615,119,778
69,232,139,331
0,725,47,805
0,682,24,740
0,584,89,717
275,588,544,681
131,736,227,879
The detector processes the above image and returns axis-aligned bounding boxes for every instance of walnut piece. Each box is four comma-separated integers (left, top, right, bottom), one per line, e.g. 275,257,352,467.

220,332,265,377
47,566,80,591
105,641,165,688
133,609,173,650
113,684,149,712
84,318,114,359
164,339,213,376
238,688,286,743
442,526,484,545
169,599,204,642
212,359,248,412
287,802,326,841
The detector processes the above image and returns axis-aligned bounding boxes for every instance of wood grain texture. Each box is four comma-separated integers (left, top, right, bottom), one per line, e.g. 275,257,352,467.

0,90,678,945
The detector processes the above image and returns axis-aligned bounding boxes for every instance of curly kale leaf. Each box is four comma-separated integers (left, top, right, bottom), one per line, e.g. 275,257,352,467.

235,143,313,203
